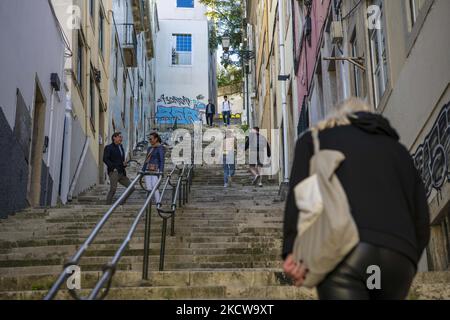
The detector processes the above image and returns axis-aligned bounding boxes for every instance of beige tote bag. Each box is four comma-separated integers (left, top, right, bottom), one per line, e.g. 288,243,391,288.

292,128,359,288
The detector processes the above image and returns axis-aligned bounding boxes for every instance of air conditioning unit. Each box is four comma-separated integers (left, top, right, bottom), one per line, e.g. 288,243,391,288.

331,21,343,44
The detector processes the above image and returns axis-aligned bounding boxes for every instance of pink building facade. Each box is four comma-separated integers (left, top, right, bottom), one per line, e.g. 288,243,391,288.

292,0,332,133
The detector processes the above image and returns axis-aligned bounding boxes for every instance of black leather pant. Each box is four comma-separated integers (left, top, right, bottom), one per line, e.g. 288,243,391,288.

317,242,417,300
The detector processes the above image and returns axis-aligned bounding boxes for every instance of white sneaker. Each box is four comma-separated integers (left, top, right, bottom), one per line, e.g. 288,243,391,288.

224,183,228,188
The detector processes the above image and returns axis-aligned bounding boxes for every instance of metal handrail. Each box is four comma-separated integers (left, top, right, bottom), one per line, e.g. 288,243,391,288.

153,165,186,271
141,166,178,277
44,172,143,300
88,172,163,299
46,146,195,298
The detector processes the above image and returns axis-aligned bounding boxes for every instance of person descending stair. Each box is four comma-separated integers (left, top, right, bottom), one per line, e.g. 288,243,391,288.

223,129,236,188
142,132,165,203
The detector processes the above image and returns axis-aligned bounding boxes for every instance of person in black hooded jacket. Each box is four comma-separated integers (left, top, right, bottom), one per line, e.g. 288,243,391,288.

282,97,430,300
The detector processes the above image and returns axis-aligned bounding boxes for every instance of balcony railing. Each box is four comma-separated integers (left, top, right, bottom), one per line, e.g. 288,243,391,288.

118,23,138,67
131,0,146,32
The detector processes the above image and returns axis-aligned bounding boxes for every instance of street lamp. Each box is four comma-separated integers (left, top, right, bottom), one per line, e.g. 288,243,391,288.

240,50,255,127
221,36,231,52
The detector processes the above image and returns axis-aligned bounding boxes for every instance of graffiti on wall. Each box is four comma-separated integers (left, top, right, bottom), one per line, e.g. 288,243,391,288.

412,102,450,198
156,94,206,124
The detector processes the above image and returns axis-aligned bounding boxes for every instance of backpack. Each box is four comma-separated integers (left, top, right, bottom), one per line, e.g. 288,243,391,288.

292,128,360,288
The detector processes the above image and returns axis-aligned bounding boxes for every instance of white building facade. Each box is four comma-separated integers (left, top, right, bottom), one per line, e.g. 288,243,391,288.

0,0,66,217
155,0,216,125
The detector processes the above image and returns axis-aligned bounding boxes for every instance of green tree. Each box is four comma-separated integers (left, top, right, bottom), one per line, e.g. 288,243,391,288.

217,66,243,87
200,0,243,68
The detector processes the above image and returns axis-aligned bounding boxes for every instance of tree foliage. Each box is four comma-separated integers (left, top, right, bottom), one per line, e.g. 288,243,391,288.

200,0,243,68
217,66,243,88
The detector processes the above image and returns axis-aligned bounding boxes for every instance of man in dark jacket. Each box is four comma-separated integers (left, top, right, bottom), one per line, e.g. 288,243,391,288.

206,99,216,127
283,100,430,299
103,132,134,205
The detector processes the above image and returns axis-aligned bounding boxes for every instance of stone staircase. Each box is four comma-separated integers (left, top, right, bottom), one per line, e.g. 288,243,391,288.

0,136,449,299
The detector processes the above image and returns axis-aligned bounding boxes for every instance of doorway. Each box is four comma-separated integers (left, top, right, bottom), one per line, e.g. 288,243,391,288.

28,81,46,207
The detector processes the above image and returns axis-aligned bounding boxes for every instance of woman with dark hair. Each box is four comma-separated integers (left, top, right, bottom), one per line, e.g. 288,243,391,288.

142,132,165,202
282,97,430,300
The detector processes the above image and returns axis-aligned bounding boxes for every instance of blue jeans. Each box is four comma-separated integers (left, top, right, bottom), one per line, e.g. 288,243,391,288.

222,111,231,126
223,159,235,184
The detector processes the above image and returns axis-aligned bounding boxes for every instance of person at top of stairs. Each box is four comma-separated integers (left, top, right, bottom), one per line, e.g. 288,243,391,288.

222,96,232,127
103,132,135,205
142,132,165,202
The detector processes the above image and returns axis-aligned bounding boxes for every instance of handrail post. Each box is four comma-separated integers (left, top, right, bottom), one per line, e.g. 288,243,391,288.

170,213,175,237
182,179,185,205
159,218,168,271
183,178,188,204
171,182,176,204
142,197,152,280
178,183,182,208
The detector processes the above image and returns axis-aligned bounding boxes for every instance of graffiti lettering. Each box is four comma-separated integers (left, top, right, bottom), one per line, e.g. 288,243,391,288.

157,95,192,107
156,106,201,124
412,102,450,198
156,94,207,124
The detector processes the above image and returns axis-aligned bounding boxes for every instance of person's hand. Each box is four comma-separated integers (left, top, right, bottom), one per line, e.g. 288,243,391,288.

283,254,309,287
123,161,128,168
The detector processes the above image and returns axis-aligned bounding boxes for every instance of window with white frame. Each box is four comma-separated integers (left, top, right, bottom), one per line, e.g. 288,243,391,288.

369,0,389,108
171,34,192,66
177,0,194,8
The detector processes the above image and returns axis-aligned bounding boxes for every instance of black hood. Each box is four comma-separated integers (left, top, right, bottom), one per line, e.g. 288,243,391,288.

348,112,400,141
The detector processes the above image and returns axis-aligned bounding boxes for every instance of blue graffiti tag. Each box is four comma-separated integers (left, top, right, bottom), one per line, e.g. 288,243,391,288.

156,106,200,124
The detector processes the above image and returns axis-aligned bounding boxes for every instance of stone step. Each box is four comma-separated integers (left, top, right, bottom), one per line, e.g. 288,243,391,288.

0,253,282,270
0,270,295,292
0,209,282,224
0,221,283,233
0,235,282,250
0,241,279,254
0,261,284,276
2,273,448,300
0,247,282,262
0,285,315,300
0,224,282,234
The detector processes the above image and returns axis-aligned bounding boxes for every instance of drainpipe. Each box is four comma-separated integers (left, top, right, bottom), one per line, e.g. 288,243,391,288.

43,88,56,206
68,137,90,201
60,93,73,204
278,0,290,185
